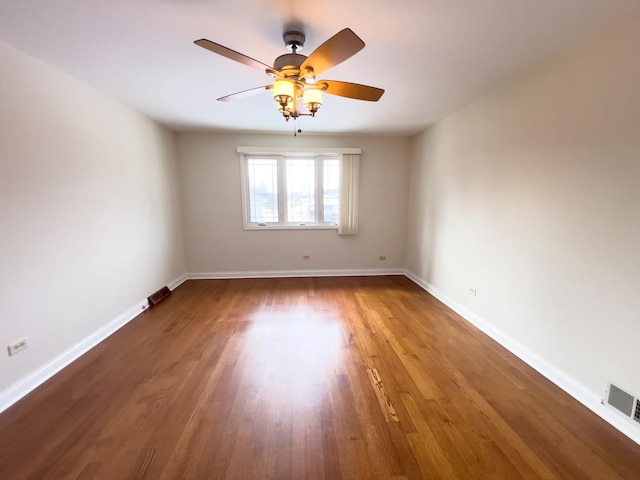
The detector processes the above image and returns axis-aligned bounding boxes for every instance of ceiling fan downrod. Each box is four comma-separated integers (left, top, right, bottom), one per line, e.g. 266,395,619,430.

283,31,305,52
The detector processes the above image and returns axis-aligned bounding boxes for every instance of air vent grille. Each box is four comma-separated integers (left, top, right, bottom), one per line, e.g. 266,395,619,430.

607,384,634,416
148,286,171,306
634,399,640,424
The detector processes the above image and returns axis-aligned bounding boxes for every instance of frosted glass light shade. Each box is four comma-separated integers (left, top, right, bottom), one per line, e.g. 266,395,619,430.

273,80,294,105
303,88,323,113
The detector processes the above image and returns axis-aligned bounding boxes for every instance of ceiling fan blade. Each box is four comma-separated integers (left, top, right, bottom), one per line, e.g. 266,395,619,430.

217,85,273,102
319,80,384,102
195,39,272,72
300,28,365,76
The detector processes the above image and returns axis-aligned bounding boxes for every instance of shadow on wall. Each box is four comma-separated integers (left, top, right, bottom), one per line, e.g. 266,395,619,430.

408,126,445,283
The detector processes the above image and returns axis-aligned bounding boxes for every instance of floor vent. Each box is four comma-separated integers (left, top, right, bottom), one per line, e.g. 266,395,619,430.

148,286,171,306
634,399,640,424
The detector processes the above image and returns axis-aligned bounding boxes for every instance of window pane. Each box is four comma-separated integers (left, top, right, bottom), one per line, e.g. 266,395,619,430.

248,158,278,223
286,159,315,223
323,159,340,223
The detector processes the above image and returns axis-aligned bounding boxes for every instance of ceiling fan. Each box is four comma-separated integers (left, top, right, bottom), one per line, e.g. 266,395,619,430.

194,28,384,121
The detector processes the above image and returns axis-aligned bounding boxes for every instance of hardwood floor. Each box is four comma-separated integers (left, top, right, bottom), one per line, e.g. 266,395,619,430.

1,276,639,479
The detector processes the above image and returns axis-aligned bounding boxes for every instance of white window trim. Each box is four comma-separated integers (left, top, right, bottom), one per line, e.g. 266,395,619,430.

240,150,348,230
237,146,361,155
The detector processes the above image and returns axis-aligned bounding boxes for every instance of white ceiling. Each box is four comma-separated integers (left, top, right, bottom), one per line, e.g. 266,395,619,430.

1,0,639,135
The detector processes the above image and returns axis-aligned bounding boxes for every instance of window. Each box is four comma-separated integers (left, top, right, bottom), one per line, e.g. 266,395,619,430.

241,154,340,229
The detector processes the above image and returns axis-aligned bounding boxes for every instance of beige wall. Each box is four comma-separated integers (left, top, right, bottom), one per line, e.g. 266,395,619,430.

0,41,187,395
406,14,640,398
177,132,411,274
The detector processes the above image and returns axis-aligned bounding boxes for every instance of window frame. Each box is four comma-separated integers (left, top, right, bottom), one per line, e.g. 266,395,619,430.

240,153,339,230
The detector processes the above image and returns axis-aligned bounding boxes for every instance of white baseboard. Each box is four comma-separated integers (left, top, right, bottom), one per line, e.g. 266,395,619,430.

0,272,189,414
189,268,404,279
168,273,189,290
403,269,640,446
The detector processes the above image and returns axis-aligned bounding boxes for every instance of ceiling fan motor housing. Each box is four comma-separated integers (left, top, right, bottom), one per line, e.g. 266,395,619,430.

283,31,305,51
274,31,307,74
273,53,307,72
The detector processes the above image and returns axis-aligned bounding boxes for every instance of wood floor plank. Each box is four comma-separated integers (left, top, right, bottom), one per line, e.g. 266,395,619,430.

1,276,640,479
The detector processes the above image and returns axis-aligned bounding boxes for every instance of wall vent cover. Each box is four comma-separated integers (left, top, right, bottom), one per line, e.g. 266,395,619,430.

607,384,634,417
634,399,640,424
148,286,171,306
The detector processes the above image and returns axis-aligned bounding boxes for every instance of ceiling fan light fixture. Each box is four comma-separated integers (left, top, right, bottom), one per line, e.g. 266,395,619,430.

196,28,384,127
277,99,294,119
273,79,294,107
277,100,294,111
303,88,323,115
301,67,315,83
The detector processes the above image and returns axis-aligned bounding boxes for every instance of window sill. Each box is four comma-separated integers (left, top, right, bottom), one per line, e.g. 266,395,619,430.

243,224,338,231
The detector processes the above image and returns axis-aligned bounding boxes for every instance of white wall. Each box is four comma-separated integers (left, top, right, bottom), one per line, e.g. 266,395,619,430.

406,14,640,400
0,41,187,396
177,132,411,274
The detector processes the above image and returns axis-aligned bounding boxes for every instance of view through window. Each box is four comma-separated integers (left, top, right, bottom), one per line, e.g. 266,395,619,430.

243,155,340,228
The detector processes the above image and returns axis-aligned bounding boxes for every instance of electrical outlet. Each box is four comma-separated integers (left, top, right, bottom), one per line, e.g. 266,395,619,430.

378,256,386,261
303,255,311,260
7,338,28,356
469,288,477,296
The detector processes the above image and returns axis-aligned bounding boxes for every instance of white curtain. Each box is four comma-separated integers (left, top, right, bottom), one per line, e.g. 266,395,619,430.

338,154,360,235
